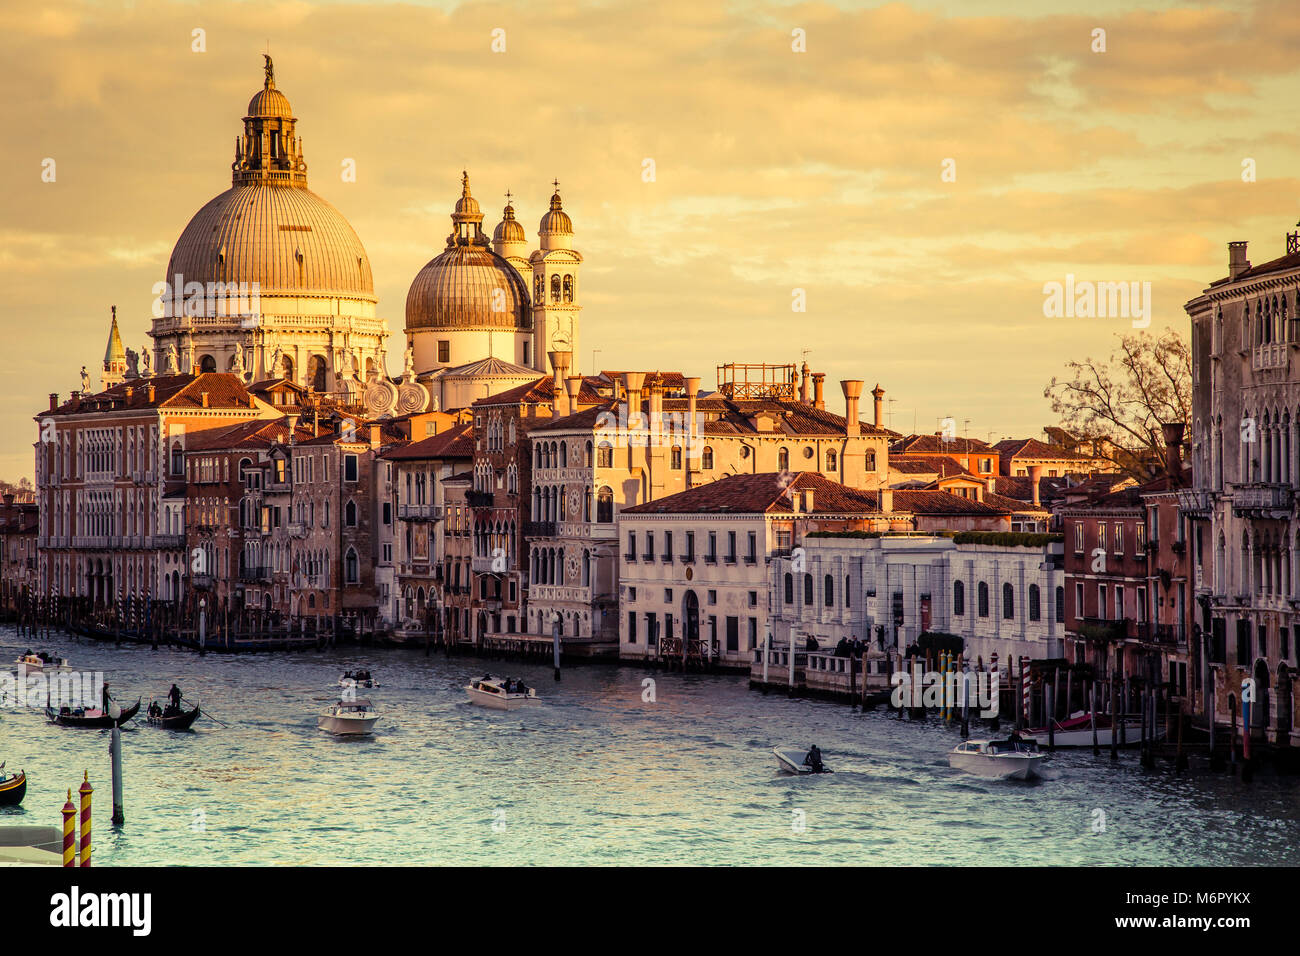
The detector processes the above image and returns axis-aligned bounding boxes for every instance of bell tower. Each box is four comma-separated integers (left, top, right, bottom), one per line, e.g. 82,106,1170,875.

529,181,583,375
101,306,126,389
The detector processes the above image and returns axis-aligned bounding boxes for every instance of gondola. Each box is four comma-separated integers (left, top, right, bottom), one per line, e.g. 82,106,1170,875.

146,703,201,730
45,698,140,728
0,770,26,806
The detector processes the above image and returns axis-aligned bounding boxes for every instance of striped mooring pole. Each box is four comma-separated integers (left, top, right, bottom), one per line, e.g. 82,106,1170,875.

61,788,77,867
1021,657,1031,725
79,770,93,866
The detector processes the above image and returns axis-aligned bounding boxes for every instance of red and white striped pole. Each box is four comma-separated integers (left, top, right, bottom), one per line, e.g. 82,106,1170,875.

1021,656,1031,726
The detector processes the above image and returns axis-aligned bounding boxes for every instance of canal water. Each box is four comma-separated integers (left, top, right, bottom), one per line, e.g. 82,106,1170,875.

3,625,1298,866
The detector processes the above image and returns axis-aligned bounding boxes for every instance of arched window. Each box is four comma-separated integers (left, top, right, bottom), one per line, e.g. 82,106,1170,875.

584,441,592,467
702,446,714,470
1002,583,1014,620
199,354,216,373
534,274,543,302
784,573,794,605
597,442,613,468
345,547,359,584
170,442,184,476
345,500,357,527
563,274,574,302
596,487,614,523
561,443,568,468
977,582,989,617
550,274,561,302
954,580,965,616
824,574,834,606
778,447,790,471
1028,584,1041,621
825,449,837,471
803,573,813,605
671,445,683,469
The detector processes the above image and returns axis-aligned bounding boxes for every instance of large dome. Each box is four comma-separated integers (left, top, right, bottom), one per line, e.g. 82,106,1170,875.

405,243,530,330
165,183,375,299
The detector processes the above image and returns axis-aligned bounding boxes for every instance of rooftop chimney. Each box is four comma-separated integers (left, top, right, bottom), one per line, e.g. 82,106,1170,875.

1162,422,1185,479
880,488,893,513
48,393,58,411
811,373,825,410
146,384,155,403
285,413,300,444
841,380,864,437
1028,464,1043,507
1229,241,1250,280
200,391,210,408
800,362,811,404
623,372,646,430
871,384,885,429
369,423,382,448
564,375,582,409
548,350,572,416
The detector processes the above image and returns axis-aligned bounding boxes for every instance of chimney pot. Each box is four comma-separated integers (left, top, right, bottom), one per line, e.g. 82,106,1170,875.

1228,241,1250,279
1028,464,1043,507
1161,422,1185,478
812,373,826,410
871,384,886,429
840,380,864,437
49,393,58,411
200,391,210,408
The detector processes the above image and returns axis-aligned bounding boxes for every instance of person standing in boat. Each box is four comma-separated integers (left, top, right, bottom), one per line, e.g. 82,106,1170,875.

804,745,824,772
102,681,111,713
168,684,182,712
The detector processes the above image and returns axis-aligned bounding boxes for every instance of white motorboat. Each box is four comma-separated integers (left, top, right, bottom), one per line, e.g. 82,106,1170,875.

465,676,539,711
948,737,1045,780
1025,712,1164,749
317,698,380,736
774,747,831,775
15,653,71,678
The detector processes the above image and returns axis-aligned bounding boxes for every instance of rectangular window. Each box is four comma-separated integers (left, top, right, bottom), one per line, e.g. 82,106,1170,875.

1097,523,1107,552
627,611,637,644
684,531,694,562
628,587,636,602
747,617,758,650
1115,585,1124,620
344,454,358,482
627,532,636,561
647,613,657,646
726,532,736,563
662,531,673,562
1136,524,1146,552
1098,584,1107,620
438,340,450,363
706,532,717,561
1114,523,1124,555
1136,586,1147,623
664,588,673,603
1074,523,1084,553
707,590,717,605
726,616,739,652
382,502,391,524
746,532,757,563
748,590,758,608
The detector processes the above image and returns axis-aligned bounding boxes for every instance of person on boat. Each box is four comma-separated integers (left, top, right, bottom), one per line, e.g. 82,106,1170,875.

343,671,353,681
804,745,824,772
168,684,182,711
148,701,162,719
102,682,111,712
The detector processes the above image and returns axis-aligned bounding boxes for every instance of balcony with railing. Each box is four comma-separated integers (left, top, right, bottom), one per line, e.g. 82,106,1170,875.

524,520,557,538
398,503,444,522
1252,342,1287,371
1230,482,1294,518
239,566,270,584
1177,488,1214,516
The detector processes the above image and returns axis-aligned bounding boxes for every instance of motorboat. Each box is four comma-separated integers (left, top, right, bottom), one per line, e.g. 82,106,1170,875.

465,676,539,711
46,698,140,729
0,767,26,807
773,747,832,775
317,698,380,736
16,653,71,678
1025,711,1165,748
948,736,1045,781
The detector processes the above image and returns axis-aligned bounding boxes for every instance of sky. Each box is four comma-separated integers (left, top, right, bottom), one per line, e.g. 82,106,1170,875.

2,0,1299,480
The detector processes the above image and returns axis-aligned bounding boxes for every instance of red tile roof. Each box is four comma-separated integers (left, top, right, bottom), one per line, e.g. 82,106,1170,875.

891,434,996,455
43,373,259,416
381,422,475,461
623,472,885,516
471,375,608,408
993,437,1092,461
184,419,314,451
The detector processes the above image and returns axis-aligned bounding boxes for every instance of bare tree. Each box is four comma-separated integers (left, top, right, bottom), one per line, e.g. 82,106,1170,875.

1044,329,1192,480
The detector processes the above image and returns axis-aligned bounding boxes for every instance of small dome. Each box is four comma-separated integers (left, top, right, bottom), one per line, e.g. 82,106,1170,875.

493,201,526,244
453,171,483,221
539,189,573,236
405,244,531,331
247,85,293,118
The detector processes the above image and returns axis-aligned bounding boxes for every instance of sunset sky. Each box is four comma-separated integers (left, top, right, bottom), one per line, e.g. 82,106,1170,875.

3,0,1299,479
